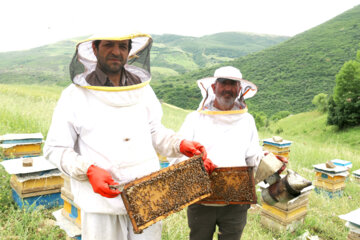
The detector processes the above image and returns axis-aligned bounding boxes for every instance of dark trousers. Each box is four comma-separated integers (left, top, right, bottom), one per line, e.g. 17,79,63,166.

187,204,250,240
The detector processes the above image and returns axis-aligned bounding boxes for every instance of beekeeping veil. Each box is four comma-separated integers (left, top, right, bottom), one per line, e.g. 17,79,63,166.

69,32,152,89
197,66,257,115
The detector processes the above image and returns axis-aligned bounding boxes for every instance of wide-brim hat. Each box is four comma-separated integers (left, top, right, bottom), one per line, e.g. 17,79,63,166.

197,66,257,100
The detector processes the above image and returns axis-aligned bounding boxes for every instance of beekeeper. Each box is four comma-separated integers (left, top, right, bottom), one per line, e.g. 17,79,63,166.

44,32,215,240
173,66,287,240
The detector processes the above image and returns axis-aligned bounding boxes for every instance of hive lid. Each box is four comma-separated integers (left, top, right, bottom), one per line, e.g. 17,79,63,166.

339,208,360,226
0,156,57,174
353,169,360,177
313,163,348,174
0,133,43,144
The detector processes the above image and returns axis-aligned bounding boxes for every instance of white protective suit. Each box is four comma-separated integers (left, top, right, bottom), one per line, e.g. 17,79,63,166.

174,68,264,174
44,33,183,240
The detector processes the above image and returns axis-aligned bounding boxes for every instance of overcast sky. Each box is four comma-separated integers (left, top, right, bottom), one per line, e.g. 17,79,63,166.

1,0,359,52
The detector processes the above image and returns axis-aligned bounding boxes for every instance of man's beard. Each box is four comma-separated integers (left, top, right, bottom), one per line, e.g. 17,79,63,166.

217,92,237,109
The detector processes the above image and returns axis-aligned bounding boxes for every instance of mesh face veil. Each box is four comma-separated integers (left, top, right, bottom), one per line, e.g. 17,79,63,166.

69,33,152,87
196,66,258,115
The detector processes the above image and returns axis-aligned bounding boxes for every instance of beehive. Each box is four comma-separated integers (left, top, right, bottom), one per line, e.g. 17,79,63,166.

260,186,312,232
352,169,360,184
197,166,256,204
262,136,292,159
121,155,211,233
10,174,64,209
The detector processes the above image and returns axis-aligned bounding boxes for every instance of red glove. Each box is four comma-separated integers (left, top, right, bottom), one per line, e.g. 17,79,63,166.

179,140,207,160
275,155,288,174
203,158,217,174
87,165,121,198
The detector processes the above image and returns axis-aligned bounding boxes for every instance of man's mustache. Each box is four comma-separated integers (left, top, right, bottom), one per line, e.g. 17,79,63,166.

108,54,124,61
221,91,236,97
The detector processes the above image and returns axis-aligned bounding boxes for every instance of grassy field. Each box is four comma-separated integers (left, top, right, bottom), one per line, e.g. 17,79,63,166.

0,84,359,239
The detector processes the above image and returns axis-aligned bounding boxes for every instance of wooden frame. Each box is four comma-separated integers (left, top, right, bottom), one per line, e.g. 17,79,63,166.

197,166,257,204
121,156,211,233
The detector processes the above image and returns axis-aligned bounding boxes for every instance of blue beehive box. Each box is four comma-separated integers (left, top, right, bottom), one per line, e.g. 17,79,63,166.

331,159,352,168
314,187,343,198
12,189,63,209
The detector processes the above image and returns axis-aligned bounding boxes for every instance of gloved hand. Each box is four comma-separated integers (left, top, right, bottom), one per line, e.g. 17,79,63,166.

263,151,288,174
87,165,121,198
275,155,288,174
179,140,207,160
203,158,217,174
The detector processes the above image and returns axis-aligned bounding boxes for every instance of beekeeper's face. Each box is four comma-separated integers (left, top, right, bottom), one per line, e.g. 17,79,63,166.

92,40,130,75
212,79,241,110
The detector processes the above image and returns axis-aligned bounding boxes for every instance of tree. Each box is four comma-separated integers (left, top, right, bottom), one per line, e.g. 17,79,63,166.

270,111,291,122
252,111,268,129
327,49,360,129
312,93,328,113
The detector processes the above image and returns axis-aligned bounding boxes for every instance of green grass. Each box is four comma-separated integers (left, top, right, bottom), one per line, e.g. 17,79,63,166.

0,85,359,239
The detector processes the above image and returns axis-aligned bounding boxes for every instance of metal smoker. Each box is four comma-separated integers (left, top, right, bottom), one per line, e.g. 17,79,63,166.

261,169,312,205
255,153,312,206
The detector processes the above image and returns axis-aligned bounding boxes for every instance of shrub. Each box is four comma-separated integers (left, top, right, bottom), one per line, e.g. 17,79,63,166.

270,111,291,122
312,93,328,113
327,49,360,129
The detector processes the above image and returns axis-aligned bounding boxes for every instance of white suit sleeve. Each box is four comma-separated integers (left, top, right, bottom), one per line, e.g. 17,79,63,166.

168,112,197,164
245,115,264,173
44,88,94,181
145,86,183,158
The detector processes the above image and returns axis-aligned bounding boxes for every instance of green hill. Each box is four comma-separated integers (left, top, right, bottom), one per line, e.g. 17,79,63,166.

0,84,359,240
153,5,360,114
0,33,288,86
151,32,288,76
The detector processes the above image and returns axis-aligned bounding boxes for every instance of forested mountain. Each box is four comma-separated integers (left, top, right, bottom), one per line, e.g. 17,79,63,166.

152,5,360,115
0,32,288,86
150,32,289,77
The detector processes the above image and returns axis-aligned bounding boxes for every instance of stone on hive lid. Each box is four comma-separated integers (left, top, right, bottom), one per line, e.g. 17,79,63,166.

22,158,33,167
326,161,336,169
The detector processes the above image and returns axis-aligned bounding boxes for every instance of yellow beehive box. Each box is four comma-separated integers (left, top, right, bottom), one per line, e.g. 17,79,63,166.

315,171,346,183
268,188,311,212
3,143,42,158
261,202,308,223
0,133,43,159
262,144,290,152
10,174,64,195
314,179,345,191
276,151,290,158
260,210,305,232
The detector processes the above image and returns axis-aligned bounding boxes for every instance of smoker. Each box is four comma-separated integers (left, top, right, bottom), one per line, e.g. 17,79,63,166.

255,153,312,206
